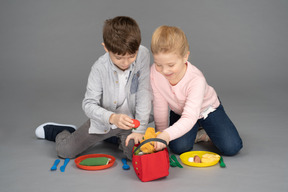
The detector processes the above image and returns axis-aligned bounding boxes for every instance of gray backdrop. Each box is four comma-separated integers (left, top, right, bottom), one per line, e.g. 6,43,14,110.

0,0,287,192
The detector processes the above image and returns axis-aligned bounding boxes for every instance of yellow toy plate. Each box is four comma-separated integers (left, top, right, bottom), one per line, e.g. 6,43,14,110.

180,151,220,167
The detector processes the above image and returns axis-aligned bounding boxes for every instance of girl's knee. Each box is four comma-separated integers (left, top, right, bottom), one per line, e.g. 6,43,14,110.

221,140,243,156
169,144,192,155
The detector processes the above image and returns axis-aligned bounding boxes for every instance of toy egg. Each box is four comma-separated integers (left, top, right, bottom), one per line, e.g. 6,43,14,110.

188,157,194,162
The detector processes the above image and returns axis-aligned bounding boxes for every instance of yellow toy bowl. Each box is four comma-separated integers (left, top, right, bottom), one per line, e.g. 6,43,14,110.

180,151,220,167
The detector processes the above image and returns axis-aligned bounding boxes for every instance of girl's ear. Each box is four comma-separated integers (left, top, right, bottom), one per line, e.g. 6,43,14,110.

102,43,108,52
184,51,190,62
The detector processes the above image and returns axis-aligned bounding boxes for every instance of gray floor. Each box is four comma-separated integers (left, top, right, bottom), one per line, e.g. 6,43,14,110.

1,0,288,192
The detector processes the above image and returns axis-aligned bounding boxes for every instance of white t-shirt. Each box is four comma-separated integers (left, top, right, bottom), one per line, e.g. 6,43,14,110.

111,65,133,129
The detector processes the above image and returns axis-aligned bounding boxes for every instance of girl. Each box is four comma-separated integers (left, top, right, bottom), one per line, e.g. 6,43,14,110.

150,26,242,156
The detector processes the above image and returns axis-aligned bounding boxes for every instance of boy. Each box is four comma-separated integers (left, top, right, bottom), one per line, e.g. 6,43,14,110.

35,16,152,160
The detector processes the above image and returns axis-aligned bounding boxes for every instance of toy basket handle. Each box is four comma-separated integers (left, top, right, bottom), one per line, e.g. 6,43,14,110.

133,138,168,155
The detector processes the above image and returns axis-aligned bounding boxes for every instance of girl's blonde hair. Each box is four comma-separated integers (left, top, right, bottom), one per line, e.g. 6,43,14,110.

151,25,189,57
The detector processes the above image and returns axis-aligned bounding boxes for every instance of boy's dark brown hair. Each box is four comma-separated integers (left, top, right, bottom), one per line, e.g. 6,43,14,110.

103,16,141,55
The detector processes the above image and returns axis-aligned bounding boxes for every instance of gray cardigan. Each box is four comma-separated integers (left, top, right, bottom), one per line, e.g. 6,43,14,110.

82,45,152,134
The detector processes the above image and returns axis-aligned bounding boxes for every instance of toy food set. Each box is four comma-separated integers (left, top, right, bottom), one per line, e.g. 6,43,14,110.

132,127,170,182
75,154,115,170
180,151,221,167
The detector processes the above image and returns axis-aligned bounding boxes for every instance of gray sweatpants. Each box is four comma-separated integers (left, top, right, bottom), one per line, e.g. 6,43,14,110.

55,120,135,160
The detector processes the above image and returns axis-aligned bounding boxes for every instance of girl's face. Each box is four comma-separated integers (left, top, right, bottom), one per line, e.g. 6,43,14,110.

153,52,189,85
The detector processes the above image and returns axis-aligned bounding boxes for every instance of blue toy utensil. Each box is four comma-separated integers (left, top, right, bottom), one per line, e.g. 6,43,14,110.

121,158,130,170
50,159,60,171
60,158,70,172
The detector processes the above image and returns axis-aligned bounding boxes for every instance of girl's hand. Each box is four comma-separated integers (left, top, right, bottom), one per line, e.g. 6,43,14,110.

109,113,134,130
154,131,170,151
125,132,144,146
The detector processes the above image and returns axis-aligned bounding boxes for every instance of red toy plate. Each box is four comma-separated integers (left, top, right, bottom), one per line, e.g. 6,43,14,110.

75,154,116,170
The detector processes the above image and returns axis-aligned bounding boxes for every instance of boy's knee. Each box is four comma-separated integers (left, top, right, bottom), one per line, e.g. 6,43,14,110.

56,145,78,159
121,138,134,161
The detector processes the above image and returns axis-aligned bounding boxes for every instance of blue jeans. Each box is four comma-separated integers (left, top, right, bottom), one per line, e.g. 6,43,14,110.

169,103,243,156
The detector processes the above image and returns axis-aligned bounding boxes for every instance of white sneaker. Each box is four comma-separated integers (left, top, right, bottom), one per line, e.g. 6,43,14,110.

35,122,77,139
195,129,210,143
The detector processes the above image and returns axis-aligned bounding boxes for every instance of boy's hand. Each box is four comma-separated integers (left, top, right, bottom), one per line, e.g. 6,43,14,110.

125,132,144,146
154,131,170,151
109,113,134,130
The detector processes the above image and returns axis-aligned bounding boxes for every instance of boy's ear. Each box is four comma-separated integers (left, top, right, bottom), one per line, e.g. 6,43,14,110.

102,43,108,52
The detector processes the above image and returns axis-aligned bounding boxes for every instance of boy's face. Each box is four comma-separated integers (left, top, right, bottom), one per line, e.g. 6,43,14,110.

103,43,137,71
109,51,138,71
153,51,189,85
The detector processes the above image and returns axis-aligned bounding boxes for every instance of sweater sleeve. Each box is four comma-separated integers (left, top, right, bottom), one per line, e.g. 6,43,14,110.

164,76,206,141
150,66,169,132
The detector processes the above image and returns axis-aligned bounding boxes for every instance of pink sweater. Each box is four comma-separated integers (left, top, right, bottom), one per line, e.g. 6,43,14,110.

150,62,220,141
